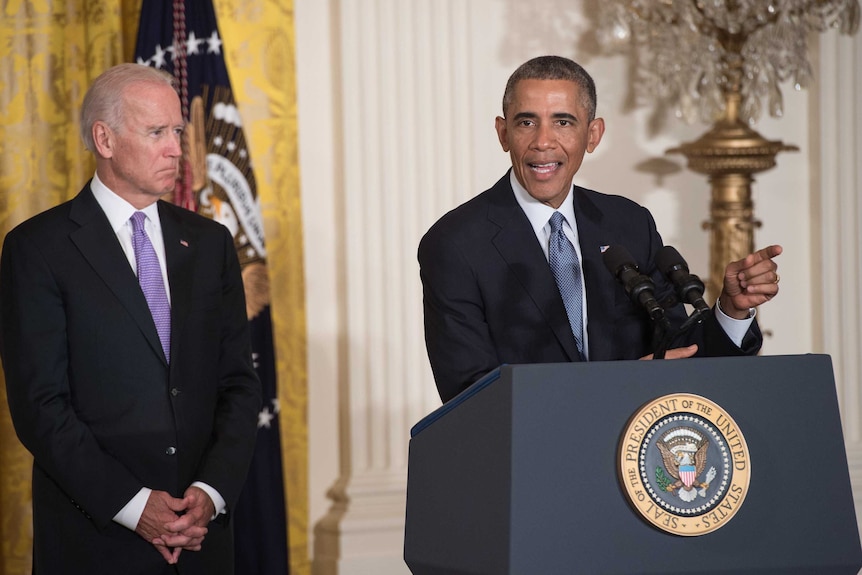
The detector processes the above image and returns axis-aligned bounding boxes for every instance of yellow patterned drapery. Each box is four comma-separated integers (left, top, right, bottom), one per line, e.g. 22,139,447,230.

212,1,309,573
0,2,307,574
0,3,140,574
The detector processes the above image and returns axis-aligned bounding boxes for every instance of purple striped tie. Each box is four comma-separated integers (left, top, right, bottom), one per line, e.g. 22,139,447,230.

130,212,171,363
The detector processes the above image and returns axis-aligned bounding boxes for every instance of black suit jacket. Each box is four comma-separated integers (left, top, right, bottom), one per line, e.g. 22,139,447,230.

0,185,261,575
419,172,761,403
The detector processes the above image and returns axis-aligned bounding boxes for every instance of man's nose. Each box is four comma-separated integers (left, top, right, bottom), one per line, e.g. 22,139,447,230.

533,123,556,150
167,132,182,156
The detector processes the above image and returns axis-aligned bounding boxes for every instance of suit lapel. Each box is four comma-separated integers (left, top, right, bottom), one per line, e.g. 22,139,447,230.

487,178,581,362
572,187,618,361
68,186,167,365
159,202,195,370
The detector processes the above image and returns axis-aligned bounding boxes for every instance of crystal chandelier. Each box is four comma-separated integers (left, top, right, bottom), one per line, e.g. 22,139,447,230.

597,0,860,300
598,0,860,126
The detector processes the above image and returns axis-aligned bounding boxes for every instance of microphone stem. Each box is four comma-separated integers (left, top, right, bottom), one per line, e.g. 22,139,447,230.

652,308,705,359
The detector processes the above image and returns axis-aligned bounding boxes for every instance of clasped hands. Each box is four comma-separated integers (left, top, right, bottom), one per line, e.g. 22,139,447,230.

642,244,783,360
135,486,214,564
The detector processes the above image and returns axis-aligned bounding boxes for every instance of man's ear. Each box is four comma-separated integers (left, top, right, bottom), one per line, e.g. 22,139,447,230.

495,116,510,152
92,121,114,158
586,117,605,153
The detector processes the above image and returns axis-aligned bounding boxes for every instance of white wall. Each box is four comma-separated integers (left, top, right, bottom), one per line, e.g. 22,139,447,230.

294,0,341,549
813,28,862,530
295,0,860,572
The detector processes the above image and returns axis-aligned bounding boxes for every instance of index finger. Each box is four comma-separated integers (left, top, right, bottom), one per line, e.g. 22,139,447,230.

154,543,181,564
753,244,783,261
728,244,783,274
164,513,198,533
160,529,206,546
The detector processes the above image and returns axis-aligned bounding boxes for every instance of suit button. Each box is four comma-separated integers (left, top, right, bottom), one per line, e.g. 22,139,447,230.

170,388,180,396
165,447,177,455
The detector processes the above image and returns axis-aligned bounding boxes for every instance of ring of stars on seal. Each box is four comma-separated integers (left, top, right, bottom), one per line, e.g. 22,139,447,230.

619,393,751,536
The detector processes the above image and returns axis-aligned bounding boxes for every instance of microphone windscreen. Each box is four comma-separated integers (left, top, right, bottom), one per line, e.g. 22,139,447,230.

602,245,636,275
656,245,688,274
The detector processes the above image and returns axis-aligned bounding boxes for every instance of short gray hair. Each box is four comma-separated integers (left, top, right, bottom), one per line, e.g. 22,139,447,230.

501,55,597,122
80,63,178,151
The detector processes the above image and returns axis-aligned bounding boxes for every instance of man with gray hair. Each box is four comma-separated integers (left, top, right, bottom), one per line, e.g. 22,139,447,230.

0,63,261,574
419,55,782,403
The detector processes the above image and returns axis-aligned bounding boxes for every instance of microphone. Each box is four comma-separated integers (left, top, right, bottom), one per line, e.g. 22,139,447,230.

602,245,665,323
655,246,710,314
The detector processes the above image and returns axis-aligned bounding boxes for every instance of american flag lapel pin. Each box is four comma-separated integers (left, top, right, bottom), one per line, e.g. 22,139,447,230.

600,245,610,253
180,239,189,248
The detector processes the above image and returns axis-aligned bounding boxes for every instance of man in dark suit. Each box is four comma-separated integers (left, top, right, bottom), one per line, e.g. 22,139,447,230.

0,64,261,574
419,56,782,403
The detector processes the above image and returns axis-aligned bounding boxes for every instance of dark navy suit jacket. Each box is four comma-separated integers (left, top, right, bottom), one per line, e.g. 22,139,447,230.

419,172,761,403
0,184,261,574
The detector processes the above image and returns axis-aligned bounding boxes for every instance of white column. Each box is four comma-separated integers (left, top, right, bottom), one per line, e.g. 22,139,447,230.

811,30,862,526
312,1,476,572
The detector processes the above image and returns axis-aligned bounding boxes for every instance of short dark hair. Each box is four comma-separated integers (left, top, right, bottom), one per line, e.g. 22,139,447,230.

502,55,597,121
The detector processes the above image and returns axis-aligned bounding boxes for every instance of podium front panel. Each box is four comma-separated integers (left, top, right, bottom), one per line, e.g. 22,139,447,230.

405,355,862,575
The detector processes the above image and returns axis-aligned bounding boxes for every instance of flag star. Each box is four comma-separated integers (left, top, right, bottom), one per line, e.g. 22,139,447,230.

187,31,203,55
214,135,224,147
258,406,275,428
152,44,169,68
206,30,223,54
239,148,248,159
271,398,281,414
227,141,237,152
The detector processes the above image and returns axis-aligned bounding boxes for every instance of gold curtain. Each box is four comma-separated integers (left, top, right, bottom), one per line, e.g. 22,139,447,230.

212,1,309,573
0,2,308,574
0,3,140,574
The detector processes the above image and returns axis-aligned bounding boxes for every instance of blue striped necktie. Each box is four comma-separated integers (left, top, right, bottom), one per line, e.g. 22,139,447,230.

130,212,171,363
548,212,585,359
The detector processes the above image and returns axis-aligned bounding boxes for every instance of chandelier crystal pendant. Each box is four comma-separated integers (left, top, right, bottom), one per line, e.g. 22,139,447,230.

597,0,860,300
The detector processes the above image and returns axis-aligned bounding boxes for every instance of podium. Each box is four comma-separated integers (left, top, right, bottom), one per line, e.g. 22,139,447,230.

404,355,862,574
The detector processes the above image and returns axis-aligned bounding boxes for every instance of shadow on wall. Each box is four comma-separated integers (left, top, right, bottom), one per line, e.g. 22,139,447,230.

499,0,684,137
497,0,584,67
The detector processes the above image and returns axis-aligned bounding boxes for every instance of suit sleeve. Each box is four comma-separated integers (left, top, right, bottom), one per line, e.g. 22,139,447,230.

190,225,261,510
699,306,762,356
418,227,501,403
0,229,143,527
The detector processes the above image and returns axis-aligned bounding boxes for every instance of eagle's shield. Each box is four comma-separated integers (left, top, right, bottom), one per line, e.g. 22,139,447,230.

680,464,696,488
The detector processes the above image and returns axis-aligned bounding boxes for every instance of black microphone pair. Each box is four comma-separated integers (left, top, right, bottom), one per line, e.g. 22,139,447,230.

602,245,709,319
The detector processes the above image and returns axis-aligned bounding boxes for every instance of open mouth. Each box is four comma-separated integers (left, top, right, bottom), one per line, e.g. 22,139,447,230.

529,162,562,175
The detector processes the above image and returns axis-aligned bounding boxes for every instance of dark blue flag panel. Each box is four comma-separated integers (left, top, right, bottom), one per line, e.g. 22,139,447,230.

134,2,289,573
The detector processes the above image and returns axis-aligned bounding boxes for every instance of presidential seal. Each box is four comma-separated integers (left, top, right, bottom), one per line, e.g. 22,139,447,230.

619,394,751,536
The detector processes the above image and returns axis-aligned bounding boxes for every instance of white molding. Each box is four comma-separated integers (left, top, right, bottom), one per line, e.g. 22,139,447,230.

812,28,862,530
313,1,472,572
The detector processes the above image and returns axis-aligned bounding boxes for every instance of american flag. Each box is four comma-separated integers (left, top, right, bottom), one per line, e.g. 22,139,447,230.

134,2,289,573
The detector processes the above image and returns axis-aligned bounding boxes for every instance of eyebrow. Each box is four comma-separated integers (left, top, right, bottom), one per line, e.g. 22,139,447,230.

147,122,185,131
512,111,579,122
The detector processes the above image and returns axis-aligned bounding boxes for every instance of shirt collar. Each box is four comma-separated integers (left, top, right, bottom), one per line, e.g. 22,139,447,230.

90,172,162,233
509,170,577,235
